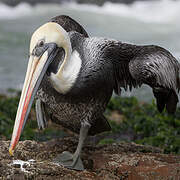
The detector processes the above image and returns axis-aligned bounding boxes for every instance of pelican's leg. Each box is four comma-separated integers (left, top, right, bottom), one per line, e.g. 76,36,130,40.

35,99,48,129
54,121,91,171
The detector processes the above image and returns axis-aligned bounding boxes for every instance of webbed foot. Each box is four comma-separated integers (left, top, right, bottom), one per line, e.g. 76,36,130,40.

53,151,84,171
53,122,91,171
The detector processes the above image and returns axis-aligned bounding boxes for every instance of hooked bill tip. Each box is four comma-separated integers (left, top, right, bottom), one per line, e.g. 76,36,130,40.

9,147,14,156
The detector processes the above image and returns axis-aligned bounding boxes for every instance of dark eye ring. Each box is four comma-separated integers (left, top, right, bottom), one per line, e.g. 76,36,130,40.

39,40,44,47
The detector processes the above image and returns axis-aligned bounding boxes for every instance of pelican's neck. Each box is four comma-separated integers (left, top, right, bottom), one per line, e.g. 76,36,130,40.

57,40,72,76
50,43,82,94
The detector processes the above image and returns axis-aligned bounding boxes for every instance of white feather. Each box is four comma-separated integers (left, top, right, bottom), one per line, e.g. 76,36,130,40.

50,50,82,94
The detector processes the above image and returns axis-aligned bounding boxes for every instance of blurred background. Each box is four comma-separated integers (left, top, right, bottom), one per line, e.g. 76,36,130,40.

0,0,179,102
0,0,179,154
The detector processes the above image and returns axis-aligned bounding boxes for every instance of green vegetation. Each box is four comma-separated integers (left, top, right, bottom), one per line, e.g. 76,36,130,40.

0,93,20,139
106,96,180,154
0,91,179,154
98,138,116,145
0,91,66,141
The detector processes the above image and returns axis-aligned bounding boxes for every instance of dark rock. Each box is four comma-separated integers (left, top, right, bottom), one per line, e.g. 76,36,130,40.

13,164,21,168
0,138,179,179
22,163,29,168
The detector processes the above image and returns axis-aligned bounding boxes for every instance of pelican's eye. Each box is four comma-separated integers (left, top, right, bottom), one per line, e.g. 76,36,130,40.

38,40,45,47
32,39,46,57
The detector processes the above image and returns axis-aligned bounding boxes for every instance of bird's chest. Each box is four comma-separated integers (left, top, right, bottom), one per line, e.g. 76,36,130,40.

37,87,84,116
36,84,97,133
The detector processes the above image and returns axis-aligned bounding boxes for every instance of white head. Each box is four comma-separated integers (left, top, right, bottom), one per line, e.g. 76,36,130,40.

30,22,71,57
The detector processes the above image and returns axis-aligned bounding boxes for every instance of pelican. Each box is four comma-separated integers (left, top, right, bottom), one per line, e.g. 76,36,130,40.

9,20,180,171
35,15,89,129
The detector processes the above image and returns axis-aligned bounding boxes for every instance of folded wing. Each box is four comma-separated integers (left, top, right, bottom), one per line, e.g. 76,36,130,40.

112,44,180,114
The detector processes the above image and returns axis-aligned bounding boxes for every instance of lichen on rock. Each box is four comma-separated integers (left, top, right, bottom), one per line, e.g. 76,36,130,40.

0,139,179,179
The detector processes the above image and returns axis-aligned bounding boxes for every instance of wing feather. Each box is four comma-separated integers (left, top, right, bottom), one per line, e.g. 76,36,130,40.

128,45,180,113
106,42,180,113
129,45,180,91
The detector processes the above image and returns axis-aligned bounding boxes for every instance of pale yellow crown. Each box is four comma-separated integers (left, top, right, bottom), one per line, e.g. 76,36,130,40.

30,22,70,54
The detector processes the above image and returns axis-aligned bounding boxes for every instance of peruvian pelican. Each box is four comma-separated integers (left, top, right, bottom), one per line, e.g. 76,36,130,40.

35,15,89,129
9,19,180,171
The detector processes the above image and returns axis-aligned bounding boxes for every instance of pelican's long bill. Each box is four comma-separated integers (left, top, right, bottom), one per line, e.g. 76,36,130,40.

9,22,71,155
9,44,58,155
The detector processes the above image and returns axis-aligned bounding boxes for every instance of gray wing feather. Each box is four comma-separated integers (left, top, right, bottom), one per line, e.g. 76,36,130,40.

129,46,180,91
101,41,141,94
101,40,180,113
128,45,180,113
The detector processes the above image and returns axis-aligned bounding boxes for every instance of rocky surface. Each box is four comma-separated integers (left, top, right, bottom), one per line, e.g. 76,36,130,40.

0,138,179,180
